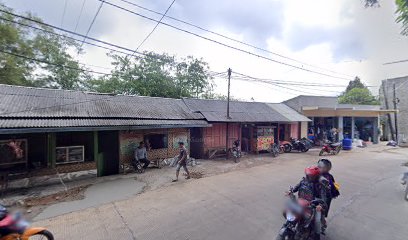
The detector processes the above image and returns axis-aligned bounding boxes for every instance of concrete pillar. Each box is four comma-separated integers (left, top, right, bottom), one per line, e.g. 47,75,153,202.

338,116,344,141
373,117,379,144
47,132,56,168
351,117,355,140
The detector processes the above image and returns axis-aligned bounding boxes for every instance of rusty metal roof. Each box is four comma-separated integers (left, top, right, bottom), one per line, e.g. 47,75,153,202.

183,99,308,123
0,84,207,131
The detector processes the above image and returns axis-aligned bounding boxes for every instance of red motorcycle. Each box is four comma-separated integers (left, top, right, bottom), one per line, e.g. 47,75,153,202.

276,188,326,240
319,141,342,156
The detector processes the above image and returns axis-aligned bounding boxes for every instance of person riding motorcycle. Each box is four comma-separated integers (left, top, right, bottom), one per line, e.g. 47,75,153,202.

317,159,340,217
289,166,329,234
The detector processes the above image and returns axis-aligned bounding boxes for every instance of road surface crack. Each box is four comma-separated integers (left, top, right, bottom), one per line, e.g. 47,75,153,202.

112,202,137,240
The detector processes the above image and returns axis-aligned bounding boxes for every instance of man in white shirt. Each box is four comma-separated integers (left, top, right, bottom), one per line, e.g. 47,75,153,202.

134,141,150,169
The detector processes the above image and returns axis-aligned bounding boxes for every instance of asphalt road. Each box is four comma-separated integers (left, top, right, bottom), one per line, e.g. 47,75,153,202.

36,146,408,240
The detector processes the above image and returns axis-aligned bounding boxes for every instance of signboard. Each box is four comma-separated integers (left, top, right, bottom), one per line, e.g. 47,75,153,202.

0,139,27,166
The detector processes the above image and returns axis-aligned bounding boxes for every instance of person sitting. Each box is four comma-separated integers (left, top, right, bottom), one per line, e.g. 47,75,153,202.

134,141,150,169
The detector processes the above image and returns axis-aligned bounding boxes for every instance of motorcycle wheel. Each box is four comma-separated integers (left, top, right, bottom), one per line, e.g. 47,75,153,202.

300,146,308,152
284,144,292,153
336,147,341,155
27,230,54,240
275,234,294,240
319,150,325,156
405,185,408,201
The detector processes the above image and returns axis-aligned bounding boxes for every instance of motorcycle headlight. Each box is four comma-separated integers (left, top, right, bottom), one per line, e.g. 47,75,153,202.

286,211,297,222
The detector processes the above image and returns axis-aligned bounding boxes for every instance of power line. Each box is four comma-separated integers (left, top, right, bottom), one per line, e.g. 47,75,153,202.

0,49,111,75
383,59,408,65
0,15,218,78
80,0,105,49
117,0,353,79
132,0,176,54
61,0,68,27
0,10,153,59
231,71,378,88
99,0,353,81
74,0,87,32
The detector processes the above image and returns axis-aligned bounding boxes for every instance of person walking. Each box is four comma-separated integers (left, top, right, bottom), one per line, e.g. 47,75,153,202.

172,142,190,182
134,141,150,169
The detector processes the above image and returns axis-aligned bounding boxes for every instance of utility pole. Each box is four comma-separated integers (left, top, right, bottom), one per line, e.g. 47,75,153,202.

226,68,232,159
382,82,395,141
393,83,399,143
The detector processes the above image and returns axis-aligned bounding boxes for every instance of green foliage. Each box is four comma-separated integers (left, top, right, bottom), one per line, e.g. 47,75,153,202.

0,3,88,89
345,77,365,92
365,0,408,36
88,52,215,99
396,0,408,35
339,78,379,105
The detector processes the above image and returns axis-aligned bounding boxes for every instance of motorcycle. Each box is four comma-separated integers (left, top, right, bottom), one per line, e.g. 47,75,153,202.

276,188,326,240
301,138,314,149
402,172,408,201
131,159,145,174
229,139,241,163
0,210,54,240
269,143,280,157
319,141,342,156
283,138,310,153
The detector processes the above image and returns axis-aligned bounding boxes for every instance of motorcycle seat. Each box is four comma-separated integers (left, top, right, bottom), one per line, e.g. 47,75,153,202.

330,142,341,147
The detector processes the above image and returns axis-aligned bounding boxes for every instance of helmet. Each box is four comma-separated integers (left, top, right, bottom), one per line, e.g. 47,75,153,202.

305,166,320,178
318,159,332,170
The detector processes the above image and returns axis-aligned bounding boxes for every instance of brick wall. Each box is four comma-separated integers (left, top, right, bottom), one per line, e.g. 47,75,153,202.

119,128,190,165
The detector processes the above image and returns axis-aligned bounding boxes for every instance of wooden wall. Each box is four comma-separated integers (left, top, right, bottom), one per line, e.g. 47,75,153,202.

203,123,240,150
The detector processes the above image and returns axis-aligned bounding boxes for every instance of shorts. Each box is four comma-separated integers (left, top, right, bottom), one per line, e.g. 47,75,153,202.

176,162,188,172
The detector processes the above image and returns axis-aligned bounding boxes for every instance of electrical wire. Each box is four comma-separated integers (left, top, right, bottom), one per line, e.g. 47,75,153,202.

117,0,353,79
61,0,68,27
99,0,353,81
79,0,105,49
0,49,111,75
131,0,176,54
74,0,87,32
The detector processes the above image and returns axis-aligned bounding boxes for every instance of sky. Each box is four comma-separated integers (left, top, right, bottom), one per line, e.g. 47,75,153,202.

2,0,408,102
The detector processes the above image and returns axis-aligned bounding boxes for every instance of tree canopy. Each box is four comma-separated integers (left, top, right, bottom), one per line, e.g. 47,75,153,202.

0,3,88,89
87,53,215,98
0,3,220,99
338,77,379,105
365,0,408,36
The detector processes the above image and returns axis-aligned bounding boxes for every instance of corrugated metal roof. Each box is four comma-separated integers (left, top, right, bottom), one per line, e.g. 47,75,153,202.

284,95,382,112
0,84,202,119
0,119,208,128
266,103,311,122
183,99,306,123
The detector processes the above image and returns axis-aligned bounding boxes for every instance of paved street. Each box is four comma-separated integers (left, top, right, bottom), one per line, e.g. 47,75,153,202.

35,146,408,240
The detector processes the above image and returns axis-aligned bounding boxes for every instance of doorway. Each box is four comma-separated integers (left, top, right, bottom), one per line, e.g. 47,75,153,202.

190,128,203,159
98,131,119,176
241,125,251,152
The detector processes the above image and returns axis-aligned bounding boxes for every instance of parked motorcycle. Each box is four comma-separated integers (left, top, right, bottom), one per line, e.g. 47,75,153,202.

0,208,54,240
402,172,408,201
319,141,342,156
269,143,280,157
131,159,145,173
283,138,310,153
229,139,241,163
301,137,314,149
276,188,326,240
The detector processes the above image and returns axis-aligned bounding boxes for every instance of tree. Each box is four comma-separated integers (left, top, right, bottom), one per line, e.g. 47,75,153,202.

365,0,408,36
88,52,215,99
345,76,365,92
0,3,88,89
339,77,379,105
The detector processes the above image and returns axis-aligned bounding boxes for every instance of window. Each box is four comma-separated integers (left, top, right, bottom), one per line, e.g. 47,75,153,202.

56,146,85,164
145,134,168,149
